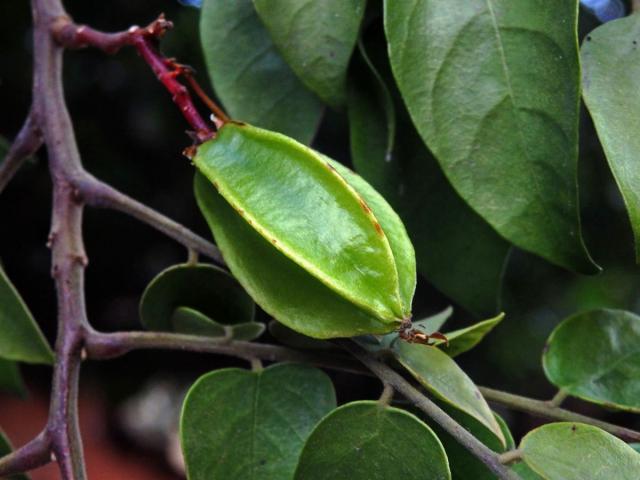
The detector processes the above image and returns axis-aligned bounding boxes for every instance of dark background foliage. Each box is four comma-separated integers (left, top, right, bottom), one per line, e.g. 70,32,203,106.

1,0,639,474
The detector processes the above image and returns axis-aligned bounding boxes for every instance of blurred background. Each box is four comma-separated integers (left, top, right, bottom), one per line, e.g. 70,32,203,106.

1,0,639,478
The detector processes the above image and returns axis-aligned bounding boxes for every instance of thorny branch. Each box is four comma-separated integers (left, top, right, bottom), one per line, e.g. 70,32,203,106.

1,2,638,479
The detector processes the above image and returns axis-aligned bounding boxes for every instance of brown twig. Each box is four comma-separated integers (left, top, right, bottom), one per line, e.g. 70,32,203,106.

0,109,43,194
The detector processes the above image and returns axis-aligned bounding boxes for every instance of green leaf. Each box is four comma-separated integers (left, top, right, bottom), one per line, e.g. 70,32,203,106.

0,266,53,364
0,358,26,397
631,444,640,453
0,431,29,480
543,308,640,412
348,31,510,316
384,0,598,274
200,0,322,144
253,0,365,109
512,462,544,480
413,307,454,334
581,14,640,261
194,123,413,327
195,172,392,338
520,422,640,480
392,340,505,445
294,401,451,480
140,263,263,341
180,364,336,480
425,406,511,480
435,313,504,357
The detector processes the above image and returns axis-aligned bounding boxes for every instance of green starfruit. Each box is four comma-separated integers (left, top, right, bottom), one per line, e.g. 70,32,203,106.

193,122,415,338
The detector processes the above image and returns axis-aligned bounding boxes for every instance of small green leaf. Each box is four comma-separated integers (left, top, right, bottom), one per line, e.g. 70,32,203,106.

413,307,454,334
0,358,26,397
435,313,504,357
140,263,262,341
348,29,510,316
582,14,640,261
200,0,322,144
180,364,336,480
253,0,365,109
0,431,29,479
392,341,505,445
294,401,451,480
194,122,416,337
384,0,597,274
520,423,640,480
0,266,53,365
543,309,640,412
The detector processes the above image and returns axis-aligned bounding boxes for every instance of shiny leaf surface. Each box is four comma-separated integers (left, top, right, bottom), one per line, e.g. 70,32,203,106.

253,0,365,108
181,364,336,480
543,309,640,411
200,0,322,144
392,341,505,444
520,423,640,480
384,0,597,273
435,313,504,357
194,123,409,322
294,401,451,480
582,14,640,260
0,266,53,364
195,172,391,338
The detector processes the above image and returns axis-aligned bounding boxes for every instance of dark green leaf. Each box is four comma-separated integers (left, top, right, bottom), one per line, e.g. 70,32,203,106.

392,340,505,444
384,0,597,274
543,308,640,412
140,263,263,341
195,172,392,338
348,32,510,316
253,0,365,109
0,431,29,480
193,121,417,337
581,14,640,261
294,401,451,480
520,422,640,480
413,307,454,334
435,314,504,357
0,266,53,364
0,358,26,397
200,0,322,144
181,364,336,480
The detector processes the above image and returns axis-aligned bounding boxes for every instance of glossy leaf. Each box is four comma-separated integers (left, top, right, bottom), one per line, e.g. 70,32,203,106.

0,266,53,364
200,0,322,144
348,33,510,316
294,401,451,480
426,406,511,480
0,431,28,480
384,0,598,274
195,172,392,338
194,123,412,325
140,263,263,341
392,340,505,445
413,307,454,334
520,422,640,480
582,14,640,260
543,309,640,412
180,364,336,480
0,358,26,397
253,0,365,109
434,314,504,357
